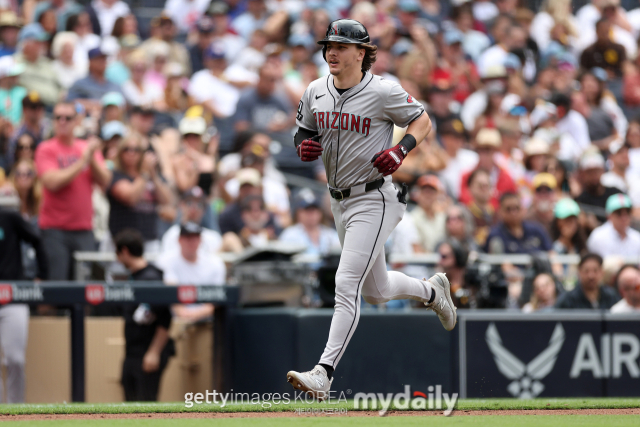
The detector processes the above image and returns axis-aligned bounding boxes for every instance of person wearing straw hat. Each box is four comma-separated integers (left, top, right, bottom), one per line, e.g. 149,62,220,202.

0,11,23,57
587,193,640,258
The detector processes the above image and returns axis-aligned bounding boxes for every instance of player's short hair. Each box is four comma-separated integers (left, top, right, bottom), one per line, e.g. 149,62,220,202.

114,228,144,257
360,43,377,72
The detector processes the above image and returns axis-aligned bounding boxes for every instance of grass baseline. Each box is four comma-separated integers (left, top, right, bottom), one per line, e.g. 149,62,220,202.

0,398,639,415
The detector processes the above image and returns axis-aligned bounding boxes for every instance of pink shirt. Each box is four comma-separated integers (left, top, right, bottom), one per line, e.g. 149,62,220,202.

35,138,105,231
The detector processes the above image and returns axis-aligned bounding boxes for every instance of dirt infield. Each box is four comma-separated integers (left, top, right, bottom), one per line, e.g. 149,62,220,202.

3,408,639,421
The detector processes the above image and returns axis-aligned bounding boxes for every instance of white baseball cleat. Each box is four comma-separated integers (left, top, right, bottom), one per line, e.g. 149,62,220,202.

286,365,333,401
424,273,457,331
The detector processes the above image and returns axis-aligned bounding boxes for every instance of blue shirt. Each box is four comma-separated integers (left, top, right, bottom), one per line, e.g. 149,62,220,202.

66,75,123,101
484,221,552,254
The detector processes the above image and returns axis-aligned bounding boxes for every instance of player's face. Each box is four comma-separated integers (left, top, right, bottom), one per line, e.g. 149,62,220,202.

325,42,364,77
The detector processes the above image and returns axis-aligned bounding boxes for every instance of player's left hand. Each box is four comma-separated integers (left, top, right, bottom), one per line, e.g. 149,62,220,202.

371,145,405,176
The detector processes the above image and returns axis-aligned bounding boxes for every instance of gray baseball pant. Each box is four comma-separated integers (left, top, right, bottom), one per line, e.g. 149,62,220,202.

318,177,433,369
0,304,29,403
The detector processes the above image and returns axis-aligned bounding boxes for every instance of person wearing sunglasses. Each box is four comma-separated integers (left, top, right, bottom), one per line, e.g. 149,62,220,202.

587,193,640,258
34,101,112,280
484,192,553,255
611,265,640,313
107,135,172,254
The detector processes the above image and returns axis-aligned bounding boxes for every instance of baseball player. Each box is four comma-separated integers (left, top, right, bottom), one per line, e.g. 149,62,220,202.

286,19,457,400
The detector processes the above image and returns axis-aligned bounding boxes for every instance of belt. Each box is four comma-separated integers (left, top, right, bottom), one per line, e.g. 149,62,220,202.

329,177,385,201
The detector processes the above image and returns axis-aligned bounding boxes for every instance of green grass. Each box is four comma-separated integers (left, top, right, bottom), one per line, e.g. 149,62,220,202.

0,398,639,415
2,416,640,427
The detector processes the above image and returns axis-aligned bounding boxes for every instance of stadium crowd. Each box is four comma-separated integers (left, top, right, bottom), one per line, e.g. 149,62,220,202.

0,0,640,310
0,0,640,404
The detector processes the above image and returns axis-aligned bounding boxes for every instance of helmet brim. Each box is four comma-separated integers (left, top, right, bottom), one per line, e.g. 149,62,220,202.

317,36,365,45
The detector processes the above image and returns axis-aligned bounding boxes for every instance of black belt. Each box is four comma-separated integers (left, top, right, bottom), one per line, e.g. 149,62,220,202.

329,178,385,201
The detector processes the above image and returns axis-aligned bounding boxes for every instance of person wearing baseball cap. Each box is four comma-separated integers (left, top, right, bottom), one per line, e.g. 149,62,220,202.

188,16,216,74
14,23,61,106
575,150,622,224
279,188,340,257
410,174,446,252
526,173,557,234
173,115,216,199
587,193,640,258
459,128,517,210
551,198,587,256
101,91,126,122
66,47,123,105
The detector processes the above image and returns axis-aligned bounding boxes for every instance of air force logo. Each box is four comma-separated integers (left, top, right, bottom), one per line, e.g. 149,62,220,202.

485,323,565,399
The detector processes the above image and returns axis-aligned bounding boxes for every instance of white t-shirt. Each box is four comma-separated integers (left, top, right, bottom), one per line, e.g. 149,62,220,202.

92,0,131,37
157,224,222,271
224,176,290,213
556,110,591,152
163,0,210,33
600,171,628,193
188,66,257,118
587,221,640,258
438,148,479,199
122,80,164,107
218,153,286,184
610,298,639,313
163,253,226,285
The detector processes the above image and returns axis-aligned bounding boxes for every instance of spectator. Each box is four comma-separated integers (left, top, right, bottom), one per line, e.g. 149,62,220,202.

426,77,458,133
65,12,101,58
232,0,269,41
551,198,588,256
579,68,627,138
172,116,215,195
555,253,620,309
410,174,446,253
436,240,469,306
15,23,61,106
114,228,175,402
0,56,26,126
575,151,621,224
587,194,640,258
188,17,215,74
552,92,591,153
8,159,41,220
163,222,226,321
526,173,557,234
107,135,172,251
233,29,268,75
188,43,256,120
4,93,47,171
485,192,552,255
610,265,640,313
580,18,626,79
121,49,163,108
466,168,496,248
66,47,123,109
141,15,191,78
279,189,340,257
101,92,126,123
0,11,22,57
51,31,88,90
522,273,557,312
101,120,126,168
459,128,516,210
437,119,478,199
158,187,230,270
449,3,490,62
164,0,210,34
90,0,131,37
0,204,48,403
600,140,630,192
10,133,37,166
236,194,277,248
476,14,513,77
443,204,476,253
572,88,617,152
432,30,480,104
206,1,246,62
35,102,112,279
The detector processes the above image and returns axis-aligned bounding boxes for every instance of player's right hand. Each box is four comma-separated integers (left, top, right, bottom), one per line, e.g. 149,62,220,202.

297,135,323,162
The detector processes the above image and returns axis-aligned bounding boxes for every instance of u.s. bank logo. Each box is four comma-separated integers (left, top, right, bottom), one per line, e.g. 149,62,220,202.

485,323,565,398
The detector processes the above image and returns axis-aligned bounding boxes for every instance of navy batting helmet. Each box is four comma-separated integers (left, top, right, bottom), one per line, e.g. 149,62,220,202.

318,19,370,60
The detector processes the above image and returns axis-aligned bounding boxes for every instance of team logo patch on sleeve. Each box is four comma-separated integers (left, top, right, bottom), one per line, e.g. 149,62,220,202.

407,95,414,103
297,100,304,121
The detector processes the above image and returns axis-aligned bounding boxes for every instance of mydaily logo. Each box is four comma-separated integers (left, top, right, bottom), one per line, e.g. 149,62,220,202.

353,385,458,416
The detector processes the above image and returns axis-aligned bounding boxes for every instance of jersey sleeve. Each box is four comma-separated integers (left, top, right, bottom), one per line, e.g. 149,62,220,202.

295,88,317,131
383,82,425,128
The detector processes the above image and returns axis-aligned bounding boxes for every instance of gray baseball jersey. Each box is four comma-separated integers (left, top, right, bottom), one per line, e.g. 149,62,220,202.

296,71,425,188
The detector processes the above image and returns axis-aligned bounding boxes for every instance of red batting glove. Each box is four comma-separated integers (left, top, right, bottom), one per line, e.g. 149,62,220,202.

297,135,323,162
371,145,405,176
